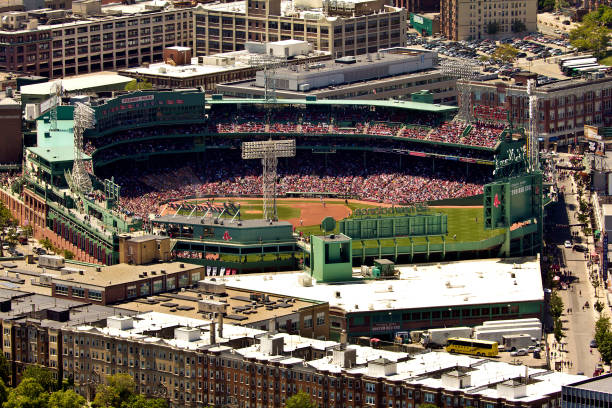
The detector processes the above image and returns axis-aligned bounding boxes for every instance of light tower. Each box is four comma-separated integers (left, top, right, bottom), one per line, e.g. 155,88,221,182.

49,81,63,131
241,139,296,221
440,60,479,122
527,79,539,171
71,102,96,194
249,54,287,103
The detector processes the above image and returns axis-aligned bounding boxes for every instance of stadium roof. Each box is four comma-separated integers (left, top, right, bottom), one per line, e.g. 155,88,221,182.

28,146,90,164
218,257,543,313
208,98,458,113
20,75,133,97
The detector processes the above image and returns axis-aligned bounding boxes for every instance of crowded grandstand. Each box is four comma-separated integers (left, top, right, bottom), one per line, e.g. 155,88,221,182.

77,93,509,219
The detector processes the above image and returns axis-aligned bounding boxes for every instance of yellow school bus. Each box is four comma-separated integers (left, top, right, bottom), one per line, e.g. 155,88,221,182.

445,337,499,357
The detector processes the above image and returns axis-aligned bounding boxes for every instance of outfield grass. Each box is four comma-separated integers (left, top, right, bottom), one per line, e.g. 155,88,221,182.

178,198,504,245
296,207,505,246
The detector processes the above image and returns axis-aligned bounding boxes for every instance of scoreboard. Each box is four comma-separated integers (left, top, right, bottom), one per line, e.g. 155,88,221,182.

484,173,542,230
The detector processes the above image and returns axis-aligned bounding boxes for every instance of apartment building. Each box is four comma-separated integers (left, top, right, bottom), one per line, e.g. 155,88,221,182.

59,312,582,408
192,0,407,58
440,0,537,41
0,1,193,78
467,74,612,146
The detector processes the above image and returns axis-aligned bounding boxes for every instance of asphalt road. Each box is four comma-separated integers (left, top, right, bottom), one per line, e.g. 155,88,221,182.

548,157,601,375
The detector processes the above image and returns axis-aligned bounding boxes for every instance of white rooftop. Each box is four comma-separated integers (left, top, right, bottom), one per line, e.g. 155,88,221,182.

76,311,265,350
218,258,543,313
21,74,133,96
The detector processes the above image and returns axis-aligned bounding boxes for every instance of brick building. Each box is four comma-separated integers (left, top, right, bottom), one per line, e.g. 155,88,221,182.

440,0,537,41
0,97,21,164
0,1,193,78
193,0,407,58
467,74,612,147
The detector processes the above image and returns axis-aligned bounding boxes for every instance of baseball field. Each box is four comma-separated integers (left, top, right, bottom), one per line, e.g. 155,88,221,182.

161,197,505,245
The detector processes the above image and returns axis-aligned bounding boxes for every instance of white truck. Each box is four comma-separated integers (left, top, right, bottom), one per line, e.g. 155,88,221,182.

502,334,535,351
474,327,542,344
481,318,541,327
421,327,472,348
38,255,65,270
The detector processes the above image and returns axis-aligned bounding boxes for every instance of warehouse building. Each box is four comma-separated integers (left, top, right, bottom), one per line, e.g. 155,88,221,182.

217,257,544,341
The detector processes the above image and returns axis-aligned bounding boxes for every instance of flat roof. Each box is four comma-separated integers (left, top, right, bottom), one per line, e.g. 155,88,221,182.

568,374,612,393
219,258,543,313
116,287,321,326
28,146,91,163
20,75,133,96
18,261,204,288
208,98,457,113
77,311,266,350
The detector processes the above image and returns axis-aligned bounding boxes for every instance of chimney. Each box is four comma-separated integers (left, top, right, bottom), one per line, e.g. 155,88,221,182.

268,318,277,333
340,330,348,345
209,321,216,344
217,313,224,339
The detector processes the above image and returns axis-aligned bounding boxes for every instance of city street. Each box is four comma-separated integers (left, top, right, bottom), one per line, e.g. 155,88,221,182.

547,153,603,376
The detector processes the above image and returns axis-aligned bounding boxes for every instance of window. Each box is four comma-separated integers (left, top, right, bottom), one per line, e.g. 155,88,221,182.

72,288,85,298
140,282,150,296
55,285,68,295
316,312,325,326
88,290,102,301
127,285,137,298
424,393,435,403
167,276,176,290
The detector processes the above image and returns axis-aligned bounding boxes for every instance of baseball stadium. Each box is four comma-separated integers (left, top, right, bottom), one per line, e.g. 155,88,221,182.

6,89,547,273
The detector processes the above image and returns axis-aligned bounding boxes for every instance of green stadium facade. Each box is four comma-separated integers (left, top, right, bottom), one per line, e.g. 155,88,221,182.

1,90,546,271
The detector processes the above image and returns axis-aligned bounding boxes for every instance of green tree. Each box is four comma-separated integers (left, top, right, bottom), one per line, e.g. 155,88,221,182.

584,5,612,27
124,394,168,408
124,79,153,91
492,44,520,64
570,19,610,57
22,365,56,392
554,317,565,342
22,224,33,242
5,227,19,250
48,389,86,408
486,21,500,35
0,353,11,385
286,391,318,408
39,237,54,252
595,300,605,313
4,378,48,408
511,19,527,33
93,374,136,408
0,202,15,257
62,249,74,260
595,315,610,348
598,330,612,363
550,291,564,319
0,379,9,406
538,0,555,11
92,384,120,408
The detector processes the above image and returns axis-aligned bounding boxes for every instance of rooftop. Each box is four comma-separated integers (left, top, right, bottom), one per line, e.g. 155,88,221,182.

20,75,133,96
116,287,322,326
218,257,543,313
6,261,203,288
28,145,91,163
77,311,266,350
567,373,612,393
208,98,457,113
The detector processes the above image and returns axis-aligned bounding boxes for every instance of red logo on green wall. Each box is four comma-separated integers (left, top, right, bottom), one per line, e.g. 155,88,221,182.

493,194,501,208
223,231,232,241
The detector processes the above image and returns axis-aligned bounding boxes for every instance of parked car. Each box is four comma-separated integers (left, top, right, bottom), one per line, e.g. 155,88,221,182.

510,348,528,356
590,339,597,348
564,240,572,248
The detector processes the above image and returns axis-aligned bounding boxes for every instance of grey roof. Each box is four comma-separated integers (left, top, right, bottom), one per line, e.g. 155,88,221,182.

569,374,612,393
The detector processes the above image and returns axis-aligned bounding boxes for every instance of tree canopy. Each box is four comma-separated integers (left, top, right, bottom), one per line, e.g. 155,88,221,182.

570,6,611,57
93,374,168,408
286,391,318,408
